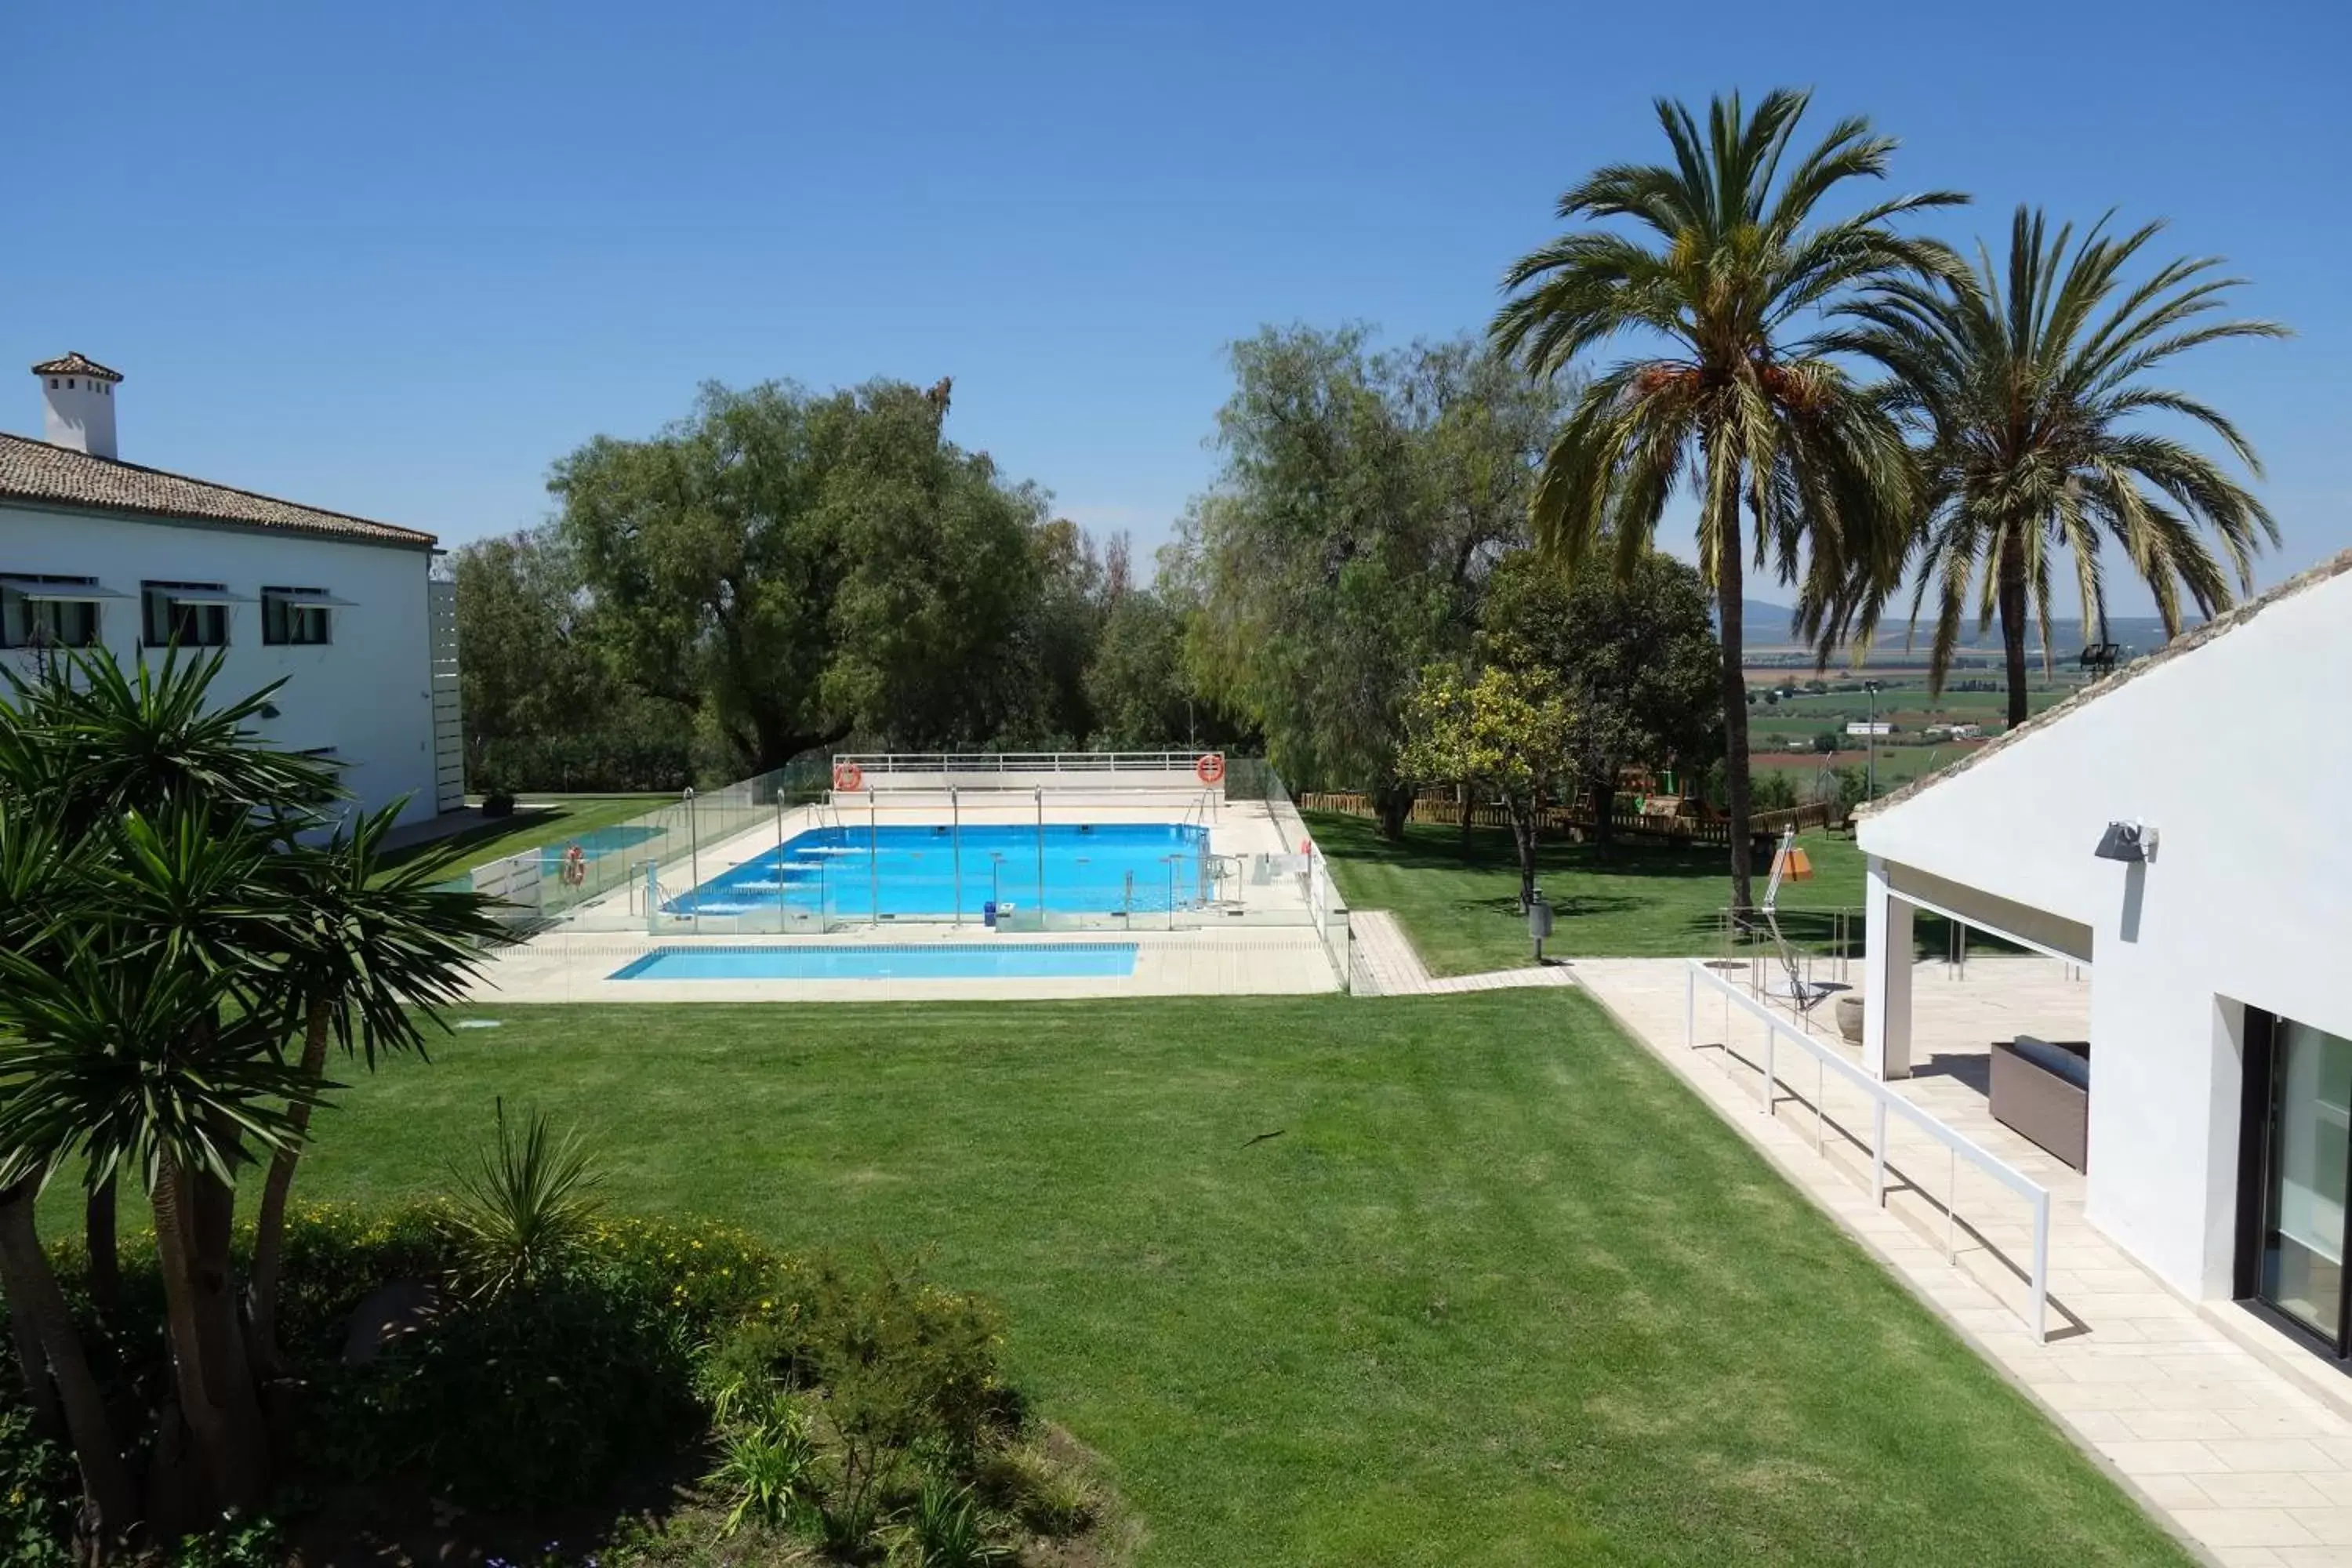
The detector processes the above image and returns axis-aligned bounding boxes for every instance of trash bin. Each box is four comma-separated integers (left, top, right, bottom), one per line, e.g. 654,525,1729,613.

1528,890,1554,960
983,901,998,929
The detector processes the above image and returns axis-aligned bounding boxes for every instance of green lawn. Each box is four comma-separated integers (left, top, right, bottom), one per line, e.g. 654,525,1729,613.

379,793,673,880
1308,811,1871,974
273,994,2183,1566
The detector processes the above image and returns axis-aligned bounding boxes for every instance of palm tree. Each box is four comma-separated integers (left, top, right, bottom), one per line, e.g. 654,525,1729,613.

0,648,505,1545
0,649,334,1317
1829,206,2284,724
1490,89,1962,918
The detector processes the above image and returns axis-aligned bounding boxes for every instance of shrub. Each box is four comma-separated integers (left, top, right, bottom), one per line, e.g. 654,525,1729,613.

708,1391,819,1537
975,1443,1099,1537
802,1254,1016,1477
884,1478,1011,1567
0,1404,75,1568
442,1101,605,1301
314,1261,698,1508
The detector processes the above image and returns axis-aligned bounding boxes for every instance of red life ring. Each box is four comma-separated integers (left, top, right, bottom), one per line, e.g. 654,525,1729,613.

560,844,588,887
833,760,864,792
1194,753,1225,785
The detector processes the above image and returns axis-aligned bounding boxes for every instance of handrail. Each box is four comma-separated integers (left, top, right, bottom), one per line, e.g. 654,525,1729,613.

1683,960,2050,1341
832,752,1218,774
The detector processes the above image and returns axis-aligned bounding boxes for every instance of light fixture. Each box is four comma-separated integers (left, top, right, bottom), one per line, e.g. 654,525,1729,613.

2093,820,2157,863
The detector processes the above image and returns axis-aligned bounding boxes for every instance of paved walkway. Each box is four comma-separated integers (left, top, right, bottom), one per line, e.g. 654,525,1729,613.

1578,956,2352,1568
1349,909,1574,997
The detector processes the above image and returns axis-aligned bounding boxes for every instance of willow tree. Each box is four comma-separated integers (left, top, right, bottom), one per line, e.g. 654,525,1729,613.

1489,89,1960,917
1828,206,2283,724
1178,329,1559,837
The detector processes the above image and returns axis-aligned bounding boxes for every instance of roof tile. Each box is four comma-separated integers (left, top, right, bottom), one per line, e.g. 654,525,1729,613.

0,433,434,549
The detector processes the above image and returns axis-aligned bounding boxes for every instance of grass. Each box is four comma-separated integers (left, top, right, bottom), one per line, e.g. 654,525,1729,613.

270,993,2186,1566
379,793,673,880
1308,811,1872,974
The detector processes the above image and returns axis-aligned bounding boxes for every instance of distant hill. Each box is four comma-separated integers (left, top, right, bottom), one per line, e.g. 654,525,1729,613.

1722,597,2193,659
1714,600,1810,642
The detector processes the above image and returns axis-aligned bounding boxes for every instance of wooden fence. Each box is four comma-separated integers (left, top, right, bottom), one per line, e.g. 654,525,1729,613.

1297,792,1841,845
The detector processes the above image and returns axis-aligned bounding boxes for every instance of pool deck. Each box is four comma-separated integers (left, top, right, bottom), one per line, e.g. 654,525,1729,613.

473,793,1345,1001
556,795,1317,930
467,927,1340,1003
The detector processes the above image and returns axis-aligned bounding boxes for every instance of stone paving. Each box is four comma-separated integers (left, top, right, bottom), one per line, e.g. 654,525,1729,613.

1577,955,2352,1568
1349,909,1574,996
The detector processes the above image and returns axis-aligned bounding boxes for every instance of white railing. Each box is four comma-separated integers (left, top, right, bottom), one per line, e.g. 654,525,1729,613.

1683,960,2051,1341
832,752,1218,775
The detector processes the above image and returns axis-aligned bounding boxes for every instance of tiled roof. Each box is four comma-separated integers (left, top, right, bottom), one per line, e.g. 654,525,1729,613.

29,353,123,383
1853,545,2352,821
0,433,435,549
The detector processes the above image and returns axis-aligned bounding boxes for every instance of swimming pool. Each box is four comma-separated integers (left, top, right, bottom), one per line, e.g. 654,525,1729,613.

662,822,1207,920
539,822,662,870
609,942,1139,981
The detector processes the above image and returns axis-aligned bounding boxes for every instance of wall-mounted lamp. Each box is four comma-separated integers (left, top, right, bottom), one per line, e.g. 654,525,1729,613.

2093,819,2158,863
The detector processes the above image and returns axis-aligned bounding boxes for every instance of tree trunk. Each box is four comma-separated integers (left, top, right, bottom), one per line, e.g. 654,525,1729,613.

248,998,330,1375
1997,550,2031,730
4,1265,57,1436
1370,781,1414,843
0,1178,136,1546
1590,755,1618,850
1715,539,1756,927
1508,797,1539,914
83,1178,120,1320
151,1156,269,1516
1457,782,1472,855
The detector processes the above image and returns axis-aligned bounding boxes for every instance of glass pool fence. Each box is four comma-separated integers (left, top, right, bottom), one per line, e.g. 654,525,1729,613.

456,751,1352,986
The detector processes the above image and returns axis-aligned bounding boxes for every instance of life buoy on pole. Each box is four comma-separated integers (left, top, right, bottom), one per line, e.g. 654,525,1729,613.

1194,753,1226,786
560,844,588,888
833,760,864,793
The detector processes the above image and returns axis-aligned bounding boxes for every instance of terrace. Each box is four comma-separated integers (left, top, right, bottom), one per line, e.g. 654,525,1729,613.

1575,954,2352,1563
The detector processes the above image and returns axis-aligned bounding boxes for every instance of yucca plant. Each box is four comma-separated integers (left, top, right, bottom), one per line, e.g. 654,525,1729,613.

1827,205,2284,722
0,649,505,1546
441,1099,605,1301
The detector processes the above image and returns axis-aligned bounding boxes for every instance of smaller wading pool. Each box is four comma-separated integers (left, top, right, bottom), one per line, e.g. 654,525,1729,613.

609,942,1139,982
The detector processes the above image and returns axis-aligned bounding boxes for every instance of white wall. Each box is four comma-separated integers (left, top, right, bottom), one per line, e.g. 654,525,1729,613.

39,377,118,459
1858,561,2352,1301
0,503,441,826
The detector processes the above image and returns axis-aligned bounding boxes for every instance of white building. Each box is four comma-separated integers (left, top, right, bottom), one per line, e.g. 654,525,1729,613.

1855,548,2352,1368
0,354,463,826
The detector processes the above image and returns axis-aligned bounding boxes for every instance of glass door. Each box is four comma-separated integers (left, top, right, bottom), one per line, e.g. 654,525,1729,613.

2256,1018,2352,1349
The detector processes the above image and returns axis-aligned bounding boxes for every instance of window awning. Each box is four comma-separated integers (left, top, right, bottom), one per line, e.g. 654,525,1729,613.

270,590,358,608
151,587,252,605
0,576,129,601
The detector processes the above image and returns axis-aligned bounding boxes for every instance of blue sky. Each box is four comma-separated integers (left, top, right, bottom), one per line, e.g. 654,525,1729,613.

8,1,2346,613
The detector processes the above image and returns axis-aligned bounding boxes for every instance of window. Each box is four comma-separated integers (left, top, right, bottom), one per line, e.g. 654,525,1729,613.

2238,1007,2352,1364
261,587,333,646
142,582,231,648
0,575,103,650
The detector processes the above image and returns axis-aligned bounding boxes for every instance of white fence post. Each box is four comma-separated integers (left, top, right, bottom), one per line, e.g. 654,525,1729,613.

1685,960,2051,1343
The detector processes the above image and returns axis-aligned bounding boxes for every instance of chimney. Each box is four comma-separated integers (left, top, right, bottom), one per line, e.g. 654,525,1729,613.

31,353,123,460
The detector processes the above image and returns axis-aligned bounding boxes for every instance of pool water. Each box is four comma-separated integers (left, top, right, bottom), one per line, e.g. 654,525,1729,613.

539,822,662,869
664,822,1207,920
609,942,1139,981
